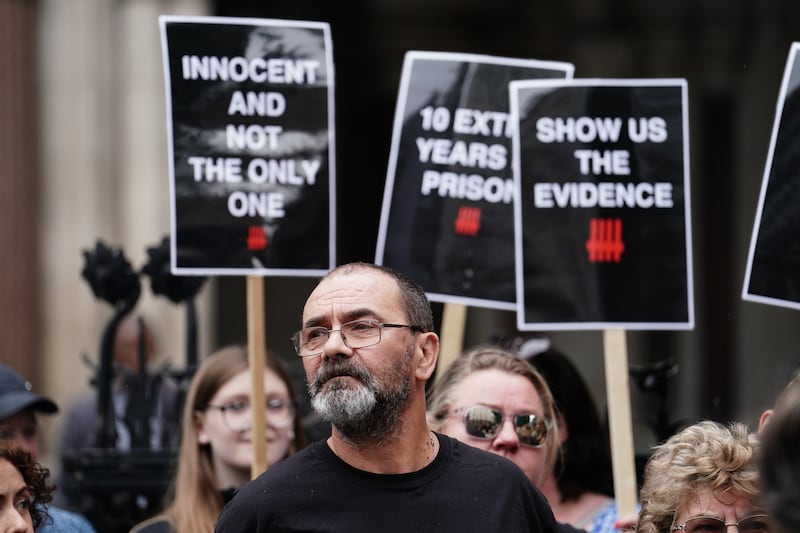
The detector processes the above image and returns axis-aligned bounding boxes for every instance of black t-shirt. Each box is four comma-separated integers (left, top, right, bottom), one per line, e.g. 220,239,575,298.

216,433,567,532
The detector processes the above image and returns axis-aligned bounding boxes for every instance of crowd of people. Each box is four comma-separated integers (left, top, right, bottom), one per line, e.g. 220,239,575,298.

1,261,799,532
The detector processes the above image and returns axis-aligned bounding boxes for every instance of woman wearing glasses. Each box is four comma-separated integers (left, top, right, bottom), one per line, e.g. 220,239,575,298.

637,420,770,533
131,345,306,533
427,346,559,488
428,346,628,532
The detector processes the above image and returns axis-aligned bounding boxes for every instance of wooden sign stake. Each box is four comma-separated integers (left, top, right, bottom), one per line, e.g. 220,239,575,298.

603,328,638,519
435,302,467,381
247,275,267,478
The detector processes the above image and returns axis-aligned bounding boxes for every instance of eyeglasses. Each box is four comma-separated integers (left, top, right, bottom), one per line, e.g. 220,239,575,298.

672,515,772,533
451,405,551,447
290,319,423,357
205,398,295,432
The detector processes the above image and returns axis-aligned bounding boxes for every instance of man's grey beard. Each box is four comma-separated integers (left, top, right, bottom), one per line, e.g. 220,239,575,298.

308,343,413,442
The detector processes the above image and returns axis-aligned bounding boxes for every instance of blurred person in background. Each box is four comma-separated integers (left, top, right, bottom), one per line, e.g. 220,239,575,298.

59,314,182,455
523,343,619,533
757,372,800,432
0,442,54,532
131,345,307,533
759,375,800,533
56,314,183,513
0,364,95,532
637,420,768,533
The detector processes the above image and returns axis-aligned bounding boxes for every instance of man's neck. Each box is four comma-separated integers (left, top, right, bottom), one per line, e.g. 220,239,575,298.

327,415,438,474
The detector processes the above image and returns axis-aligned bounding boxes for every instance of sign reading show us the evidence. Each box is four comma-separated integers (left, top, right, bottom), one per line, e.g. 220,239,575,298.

510,79,695,330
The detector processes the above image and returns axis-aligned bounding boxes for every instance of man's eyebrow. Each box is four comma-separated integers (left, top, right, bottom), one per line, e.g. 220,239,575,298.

341,308,377,322
303,317,325,328
303,308,377,328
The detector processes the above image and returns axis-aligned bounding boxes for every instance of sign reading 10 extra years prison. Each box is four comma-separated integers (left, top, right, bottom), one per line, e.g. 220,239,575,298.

159,16,335,276
376,51,575,310
509,79,694,330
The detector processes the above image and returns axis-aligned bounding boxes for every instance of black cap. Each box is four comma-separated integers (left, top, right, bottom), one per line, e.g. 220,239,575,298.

0,364,58,420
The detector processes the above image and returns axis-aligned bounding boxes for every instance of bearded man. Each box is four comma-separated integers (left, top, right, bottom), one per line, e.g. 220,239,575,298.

216,262,571,532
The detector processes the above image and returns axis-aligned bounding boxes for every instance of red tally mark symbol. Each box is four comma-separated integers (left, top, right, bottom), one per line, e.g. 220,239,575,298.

247,226,268,251
586,218,624,263
454,206,481,236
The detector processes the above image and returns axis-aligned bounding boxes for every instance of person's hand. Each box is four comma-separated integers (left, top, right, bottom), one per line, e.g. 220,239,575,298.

614,512,638,531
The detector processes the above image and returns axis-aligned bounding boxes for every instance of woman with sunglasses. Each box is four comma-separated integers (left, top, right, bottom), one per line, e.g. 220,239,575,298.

637,420,770,533
427,348,565,512
429,346,631,532
131,345,307,533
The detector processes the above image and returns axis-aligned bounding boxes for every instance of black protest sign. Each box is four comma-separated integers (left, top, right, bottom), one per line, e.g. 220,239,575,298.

510,79,694,330
743,43,800,309
376,51,574,310
159,16,335,276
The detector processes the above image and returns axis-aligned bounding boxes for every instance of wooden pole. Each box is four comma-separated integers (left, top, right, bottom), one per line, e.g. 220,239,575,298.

247,275,267,478
436,302,467,381
603,328,638,519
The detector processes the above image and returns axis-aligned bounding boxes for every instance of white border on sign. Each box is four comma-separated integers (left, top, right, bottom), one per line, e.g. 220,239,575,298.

375,50,575,311
508,78,695,331
158,15,336,277
741,43,800,310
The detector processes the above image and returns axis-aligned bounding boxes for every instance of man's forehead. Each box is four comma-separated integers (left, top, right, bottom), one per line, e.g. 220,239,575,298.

303,269,401,317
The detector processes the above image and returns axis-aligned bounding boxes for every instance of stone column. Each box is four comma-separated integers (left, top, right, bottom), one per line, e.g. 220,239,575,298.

0,0,39,381
37,0,211,468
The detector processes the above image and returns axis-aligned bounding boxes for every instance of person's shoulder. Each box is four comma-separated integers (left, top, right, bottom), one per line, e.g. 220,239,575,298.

585,499,619,533
234,441,322,495
444,434,527,474
130,514,174,533
438,434,541,496
40,505,97,533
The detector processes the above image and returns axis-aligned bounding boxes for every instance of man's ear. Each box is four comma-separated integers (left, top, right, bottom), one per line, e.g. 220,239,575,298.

415,332,439,381
758,408,773,433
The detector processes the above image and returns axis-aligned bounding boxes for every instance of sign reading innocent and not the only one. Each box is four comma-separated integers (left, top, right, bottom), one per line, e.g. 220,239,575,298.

375,51,575,310
510,79,695,330
159,16,335,276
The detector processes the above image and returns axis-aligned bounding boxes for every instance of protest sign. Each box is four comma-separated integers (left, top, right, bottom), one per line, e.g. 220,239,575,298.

510,79,694,330
376,51,574,310
743,42,800,309
160,16,335,276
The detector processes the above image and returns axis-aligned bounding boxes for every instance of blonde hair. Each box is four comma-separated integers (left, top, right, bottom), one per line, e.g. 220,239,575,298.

637,421,760,533
133,346,305,533
426,345,560,473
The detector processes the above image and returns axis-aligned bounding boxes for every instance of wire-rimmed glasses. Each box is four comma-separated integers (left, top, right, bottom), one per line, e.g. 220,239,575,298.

290,319,422,357
205,398,295,432
672,515,772,533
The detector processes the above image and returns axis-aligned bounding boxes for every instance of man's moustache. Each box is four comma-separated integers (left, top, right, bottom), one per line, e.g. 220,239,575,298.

314,361,370,387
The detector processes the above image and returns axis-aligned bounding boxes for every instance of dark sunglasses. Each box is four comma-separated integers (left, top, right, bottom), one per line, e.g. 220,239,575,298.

672,515,772,533
452,405,550,447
